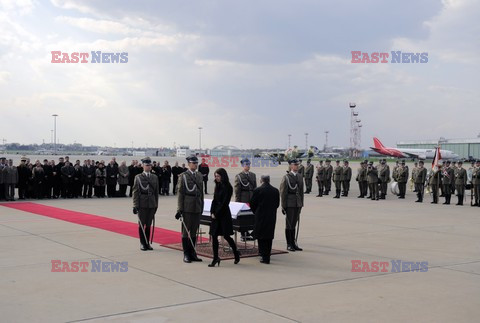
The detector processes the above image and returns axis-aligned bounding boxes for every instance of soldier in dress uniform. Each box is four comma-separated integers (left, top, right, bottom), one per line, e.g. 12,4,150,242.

396,160,408,199
451,161,457,195
280,159,304,251
442,161,455,205
414,161,427,203
411,162,419,192
332,160,344,199
356,161,365,198
367,161,379,200
378,159,390,199
430,164,442,204
324,159,333,195
304,159,314,194
3,159,18,201
175,156,204,263
298,160,305,178
342,160,352,197
234,158,257,241
472,160,480,207
132,157,159,251
454,161,467,206
392,160,400,183
315,160,325,197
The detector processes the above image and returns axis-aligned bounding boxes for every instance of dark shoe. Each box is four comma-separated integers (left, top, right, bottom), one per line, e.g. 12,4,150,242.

183,254,192,263
140,245,148,251
190,251,203,262
147,245,153,250
234,250,241,264
260,258,270,264
293,244,303,251
208,258,221,267
357,195,364,198
316,194,322,197
287,245,296,251
431,201,438,204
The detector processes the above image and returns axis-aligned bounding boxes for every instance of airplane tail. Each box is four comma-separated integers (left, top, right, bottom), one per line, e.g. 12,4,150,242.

373,137,385,149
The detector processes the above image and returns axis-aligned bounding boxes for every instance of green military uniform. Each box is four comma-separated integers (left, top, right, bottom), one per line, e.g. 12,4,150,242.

472,162,480,207
355,162,367,198
304,161,314,194
367,163,379,200
132,158,159,250
441,162,455,205
454,163,467,206
280,159,304,251
414,164,427,203
234,171,257,202
298,162,305,177
341,161,352,197
324,160,333,195
429,166,442,204
396,162,408,199
378,160,390,199
316,162,325,197
176,156,204,262
332,161,344,198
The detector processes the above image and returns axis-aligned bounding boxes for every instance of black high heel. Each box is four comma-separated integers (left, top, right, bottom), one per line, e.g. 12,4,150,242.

208,258,221,267
234,250,241,264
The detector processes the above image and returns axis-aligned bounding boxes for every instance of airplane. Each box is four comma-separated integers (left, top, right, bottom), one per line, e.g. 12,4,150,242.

370,137,459,160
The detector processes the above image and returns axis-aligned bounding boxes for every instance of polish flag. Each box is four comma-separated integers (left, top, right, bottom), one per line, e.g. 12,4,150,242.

432,146,442,170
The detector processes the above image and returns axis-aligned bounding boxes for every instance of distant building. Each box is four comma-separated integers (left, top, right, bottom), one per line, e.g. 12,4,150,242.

397,137,480,159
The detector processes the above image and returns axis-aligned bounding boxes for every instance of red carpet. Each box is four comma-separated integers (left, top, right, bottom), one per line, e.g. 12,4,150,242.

0,202,182,245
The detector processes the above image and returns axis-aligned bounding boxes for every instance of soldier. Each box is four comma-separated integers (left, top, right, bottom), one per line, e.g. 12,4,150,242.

198,158,210,194
17,157,30,200
0,157,5,200
356,161,365,198
378,159,390,199
439,161,446,197
411,162,418,192
472,160,480,207
392,160,400,182
132,157,159,251
396,160,408,199
367,161,379,200
127,160,137,197
175,156,204,263
454,161,467,206
280,159,304,251
324,159,333,195
430,164,442,204
298,160,305,178
315,160,325,197
234,158,257,241
442,161,455,205
304,159,314,194
414,161,427,203
171,161,184,195
361,160,369,198
451,161,457,195
332,160,343,199
342,160,352,197
3,159,18,201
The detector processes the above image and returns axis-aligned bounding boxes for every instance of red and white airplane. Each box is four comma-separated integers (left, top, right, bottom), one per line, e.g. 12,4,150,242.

370,137,459,160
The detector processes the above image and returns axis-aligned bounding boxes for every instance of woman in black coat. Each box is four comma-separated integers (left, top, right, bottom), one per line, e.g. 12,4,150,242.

208,168,240,267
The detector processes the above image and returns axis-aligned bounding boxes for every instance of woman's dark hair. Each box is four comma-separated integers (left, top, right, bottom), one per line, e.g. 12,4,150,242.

214,168,232,188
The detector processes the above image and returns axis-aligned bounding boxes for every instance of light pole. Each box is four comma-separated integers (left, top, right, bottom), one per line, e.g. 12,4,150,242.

52,114,58,155
305,132,309,153
288,134,291,149
50,130,53,149
198,127,203,151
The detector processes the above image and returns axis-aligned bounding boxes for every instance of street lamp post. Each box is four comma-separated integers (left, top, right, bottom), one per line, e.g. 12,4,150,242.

52,114,58,155
288,134,291,149
198,127,203,151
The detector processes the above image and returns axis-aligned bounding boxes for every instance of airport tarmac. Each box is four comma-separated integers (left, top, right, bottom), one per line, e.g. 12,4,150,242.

1,158,480,322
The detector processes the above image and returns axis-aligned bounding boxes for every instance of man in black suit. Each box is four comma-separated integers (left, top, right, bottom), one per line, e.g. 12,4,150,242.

250,175,280,264
171,161,183,195
198,158,210,194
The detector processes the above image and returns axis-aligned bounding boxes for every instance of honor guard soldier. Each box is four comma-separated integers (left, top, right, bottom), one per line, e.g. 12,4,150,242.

430,164,442,204
450,161,457,195
176,156,204,263
234,158,257,241
304,159,314,194
414,161,427,203
442,161,455,205
342,160,352,197
472,160,480,207
356,161,366,198
332,160,344,199
324,159,333,195
378,159,390,199
367,161,379,200
132,157,159,251
396,160,408,199
315,160,325,197
298,160,305,177
411,162,419,192
280,159,304,251
454,161,467,206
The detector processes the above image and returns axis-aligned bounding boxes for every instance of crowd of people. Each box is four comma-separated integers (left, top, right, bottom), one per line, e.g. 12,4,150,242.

0,156,204,201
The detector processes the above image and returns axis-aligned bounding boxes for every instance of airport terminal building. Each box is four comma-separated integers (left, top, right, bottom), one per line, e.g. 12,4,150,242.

397,138,480,159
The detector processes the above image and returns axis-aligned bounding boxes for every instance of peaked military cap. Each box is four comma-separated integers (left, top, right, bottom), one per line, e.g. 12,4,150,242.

186,156,199,164
141,157,152,165
288,159,300,165
240,158,251,166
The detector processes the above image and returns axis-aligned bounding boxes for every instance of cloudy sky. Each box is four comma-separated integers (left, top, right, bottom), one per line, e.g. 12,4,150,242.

1,0,478,149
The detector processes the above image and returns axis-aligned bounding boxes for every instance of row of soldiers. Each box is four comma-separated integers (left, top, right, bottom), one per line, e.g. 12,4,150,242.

0,156,194,201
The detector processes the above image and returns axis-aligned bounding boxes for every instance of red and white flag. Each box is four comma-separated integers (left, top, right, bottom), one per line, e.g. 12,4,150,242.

432,146,442,170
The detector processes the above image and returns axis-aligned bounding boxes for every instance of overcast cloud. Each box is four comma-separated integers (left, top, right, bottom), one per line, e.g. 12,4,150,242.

0,0,478,149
